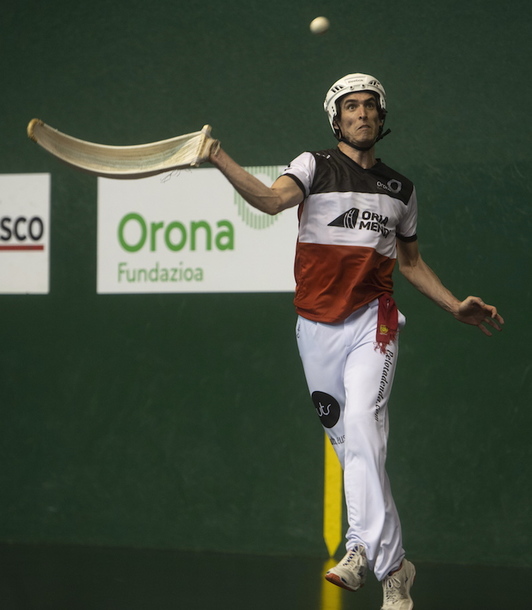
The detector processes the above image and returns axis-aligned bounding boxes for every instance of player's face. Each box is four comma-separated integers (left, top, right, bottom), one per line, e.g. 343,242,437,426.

334,92,383,148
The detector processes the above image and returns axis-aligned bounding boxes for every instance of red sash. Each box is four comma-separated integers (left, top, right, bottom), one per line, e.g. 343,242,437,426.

375,294,398,354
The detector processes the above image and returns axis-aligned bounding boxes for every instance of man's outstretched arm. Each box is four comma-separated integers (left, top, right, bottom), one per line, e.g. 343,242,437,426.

209,145,303,215
396,239,504,336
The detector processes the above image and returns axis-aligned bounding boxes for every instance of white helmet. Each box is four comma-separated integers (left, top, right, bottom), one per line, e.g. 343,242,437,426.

324,73,387,137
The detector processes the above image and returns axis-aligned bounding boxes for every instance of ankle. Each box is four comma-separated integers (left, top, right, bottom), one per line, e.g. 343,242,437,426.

387,561,403,577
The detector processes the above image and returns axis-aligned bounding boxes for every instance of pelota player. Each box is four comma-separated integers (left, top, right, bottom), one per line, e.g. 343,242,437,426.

207,73,503,609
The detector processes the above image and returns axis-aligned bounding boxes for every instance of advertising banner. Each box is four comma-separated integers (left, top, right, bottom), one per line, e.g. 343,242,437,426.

0,174,50,294
97,166,298,294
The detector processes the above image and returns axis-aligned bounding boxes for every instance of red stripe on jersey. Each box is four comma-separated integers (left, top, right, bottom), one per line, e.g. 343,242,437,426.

294,242,396,323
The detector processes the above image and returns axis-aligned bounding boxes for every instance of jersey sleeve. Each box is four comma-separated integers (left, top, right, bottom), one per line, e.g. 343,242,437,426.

280,152,316,199
396,186,418,241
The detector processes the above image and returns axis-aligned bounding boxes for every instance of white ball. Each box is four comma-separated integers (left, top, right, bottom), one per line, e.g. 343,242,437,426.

310,16,330,35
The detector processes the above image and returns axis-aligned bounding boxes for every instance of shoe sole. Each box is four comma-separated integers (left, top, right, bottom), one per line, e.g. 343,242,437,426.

324,572,364,592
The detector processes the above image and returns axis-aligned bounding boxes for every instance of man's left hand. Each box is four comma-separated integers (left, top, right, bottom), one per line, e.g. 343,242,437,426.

454,296,504,336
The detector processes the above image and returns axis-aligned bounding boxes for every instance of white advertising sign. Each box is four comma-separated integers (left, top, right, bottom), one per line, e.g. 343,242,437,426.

97,166,298,294
0,174,50,294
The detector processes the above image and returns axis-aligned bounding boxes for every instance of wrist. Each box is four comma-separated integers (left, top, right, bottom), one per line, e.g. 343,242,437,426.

208,140,222,165
448,298,462,317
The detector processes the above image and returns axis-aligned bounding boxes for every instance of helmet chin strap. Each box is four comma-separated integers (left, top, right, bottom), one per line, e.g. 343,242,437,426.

339,128,391,152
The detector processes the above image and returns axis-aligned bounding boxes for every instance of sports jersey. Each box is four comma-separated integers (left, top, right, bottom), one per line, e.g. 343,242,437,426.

282,147,418,323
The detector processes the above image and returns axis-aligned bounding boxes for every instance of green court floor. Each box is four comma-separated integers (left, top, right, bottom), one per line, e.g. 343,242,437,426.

0,543,529,610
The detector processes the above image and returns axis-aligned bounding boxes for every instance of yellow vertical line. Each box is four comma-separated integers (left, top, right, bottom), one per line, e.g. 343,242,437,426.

321,436,343,610
323,433,343,558
320,558,343,610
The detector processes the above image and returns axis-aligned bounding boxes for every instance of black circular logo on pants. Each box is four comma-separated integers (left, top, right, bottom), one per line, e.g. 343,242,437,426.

311,391,341,429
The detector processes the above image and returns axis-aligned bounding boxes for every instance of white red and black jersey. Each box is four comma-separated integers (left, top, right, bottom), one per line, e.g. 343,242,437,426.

282,147,418,323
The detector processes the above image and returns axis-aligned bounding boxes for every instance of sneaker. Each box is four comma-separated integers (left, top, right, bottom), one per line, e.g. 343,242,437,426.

381,559,416,610
324,544,368,591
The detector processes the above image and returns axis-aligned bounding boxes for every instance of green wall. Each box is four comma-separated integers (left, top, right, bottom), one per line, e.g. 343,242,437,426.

1,0,531,566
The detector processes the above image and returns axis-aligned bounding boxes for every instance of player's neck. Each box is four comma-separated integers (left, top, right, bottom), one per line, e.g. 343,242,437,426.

338,141,377,169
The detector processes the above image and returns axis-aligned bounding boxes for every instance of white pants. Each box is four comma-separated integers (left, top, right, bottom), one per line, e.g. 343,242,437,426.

296,298,406,580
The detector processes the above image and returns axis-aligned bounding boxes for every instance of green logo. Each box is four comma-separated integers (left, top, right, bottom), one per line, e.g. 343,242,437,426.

118,213,234,252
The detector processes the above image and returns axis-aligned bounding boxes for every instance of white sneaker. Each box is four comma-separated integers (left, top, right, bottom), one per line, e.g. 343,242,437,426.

324,545,368,591
381,559,416,610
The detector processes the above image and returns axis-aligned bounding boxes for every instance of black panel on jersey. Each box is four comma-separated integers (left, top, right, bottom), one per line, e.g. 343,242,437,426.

309,148,414,206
